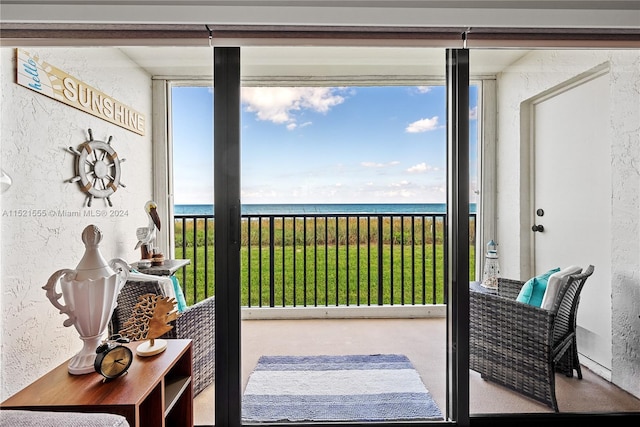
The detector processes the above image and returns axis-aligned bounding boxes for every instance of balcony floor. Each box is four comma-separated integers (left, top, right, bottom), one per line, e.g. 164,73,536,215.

194,317,640,425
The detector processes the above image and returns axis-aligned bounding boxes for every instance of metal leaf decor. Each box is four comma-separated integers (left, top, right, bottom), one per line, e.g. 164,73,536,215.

119,293,179,345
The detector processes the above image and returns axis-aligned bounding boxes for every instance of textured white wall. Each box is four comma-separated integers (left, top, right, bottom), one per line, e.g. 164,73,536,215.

495,49,640,398
0,47,153,399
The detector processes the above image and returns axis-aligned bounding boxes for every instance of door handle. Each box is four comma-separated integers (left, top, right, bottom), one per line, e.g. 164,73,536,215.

532,224,544,232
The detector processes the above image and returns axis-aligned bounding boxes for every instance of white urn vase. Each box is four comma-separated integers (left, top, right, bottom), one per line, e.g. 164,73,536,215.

43,224,129,375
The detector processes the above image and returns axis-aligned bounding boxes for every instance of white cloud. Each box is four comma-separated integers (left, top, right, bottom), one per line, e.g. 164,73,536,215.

241,186,279,200
469,106,478,120
407,162,436,173
379,181,416,199
241,87,346,130
361,161,400,168
405,116,439,133
416,86,432,94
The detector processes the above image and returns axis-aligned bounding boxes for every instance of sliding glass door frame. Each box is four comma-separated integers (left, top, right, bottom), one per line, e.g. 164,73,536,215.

214,47,243,427
213,46,472,427
446,48,470,427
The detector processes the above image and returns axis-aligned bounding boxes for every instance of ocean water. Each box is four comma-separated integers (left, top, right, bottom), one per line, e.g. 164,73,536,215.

175,203,477,215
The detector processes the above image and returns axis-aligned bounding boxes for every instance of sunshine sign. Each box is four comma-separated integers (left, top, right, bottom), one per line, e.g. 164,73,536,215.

16,49,145,136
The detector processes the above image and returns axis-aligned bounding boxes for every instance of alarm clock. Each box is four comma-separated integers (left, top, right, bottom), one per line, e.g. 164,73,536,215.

94,335,133,380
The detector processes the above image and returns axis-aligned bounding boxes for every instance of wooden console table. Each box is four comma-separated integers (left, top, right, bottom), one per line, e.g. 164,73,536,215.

1,339,193,427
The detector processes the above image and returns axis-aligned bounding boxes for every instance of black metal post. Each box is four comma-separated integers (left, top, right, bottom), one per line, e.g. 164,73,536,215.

269,216,275,307
378,215,384,305
214,46,241,427
446,47,470,427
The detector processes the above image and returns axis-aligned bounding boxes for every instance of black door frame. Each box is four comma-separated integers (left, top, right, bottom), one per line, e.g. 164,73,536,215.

214,47,242,427
446,48,471,427
213,46,471,427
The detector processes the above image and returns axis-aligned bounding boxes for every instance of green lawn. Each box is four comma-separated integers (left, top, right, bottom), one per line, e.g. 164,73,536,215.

174,216,476,307
175,242,475,307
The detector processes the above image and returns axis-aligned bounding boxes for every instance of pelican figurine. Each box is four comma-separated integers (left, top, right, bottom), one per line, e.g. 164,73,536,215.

135,200,161,259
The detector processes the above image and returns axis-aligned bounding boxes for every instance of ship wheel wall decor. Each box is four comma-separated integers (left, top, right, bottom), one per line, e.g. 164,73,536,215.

67,129,126,207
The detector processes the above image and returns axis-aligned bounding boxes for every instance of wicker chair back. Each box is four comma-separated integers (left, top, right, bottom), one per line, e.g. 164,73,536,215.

551,265,594,347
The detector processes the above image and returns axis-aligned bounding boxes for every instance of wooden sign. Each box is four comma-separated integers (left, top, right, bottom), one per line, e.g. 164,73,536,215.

15,49,145,136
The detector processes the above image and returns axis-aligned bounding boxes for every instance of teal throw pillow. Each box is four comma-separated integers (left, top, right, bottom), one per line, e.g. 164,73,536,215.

171,275,188,312
516,267,560,307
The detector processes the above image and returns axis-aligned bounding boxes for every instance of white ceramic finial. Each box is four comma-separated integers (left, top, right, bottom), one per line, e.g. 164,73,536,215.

81,223,103,247
75,224,114,281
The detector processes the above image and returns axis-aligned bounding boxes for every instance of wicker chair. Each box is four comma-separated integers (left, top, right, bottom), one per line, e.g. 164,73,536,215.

110,279,215,396
469,265,594,411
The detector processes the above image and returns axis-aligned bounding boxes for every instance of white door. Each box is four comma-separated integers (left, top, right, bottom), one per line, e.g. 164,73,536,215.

531,70,612,372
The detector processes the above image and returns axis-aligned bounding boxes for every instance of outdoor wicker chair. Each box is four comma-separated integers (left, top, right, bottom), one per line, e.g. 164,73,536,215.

110,279,215,396
469,265,594,411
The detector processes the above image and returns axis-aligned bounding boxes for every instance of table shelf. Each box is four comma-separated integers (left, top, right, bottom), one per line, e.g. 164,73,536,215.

165,375,191,415
1,340,194,427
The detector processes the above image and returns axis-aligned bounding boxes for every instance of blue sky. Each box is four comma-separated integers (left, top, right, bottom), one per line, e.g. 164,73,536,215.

172,85,477,205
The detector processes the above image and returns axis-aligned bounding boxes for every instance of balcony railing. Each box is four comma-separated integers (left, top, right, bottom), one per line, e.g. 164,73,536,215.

174,213,476,307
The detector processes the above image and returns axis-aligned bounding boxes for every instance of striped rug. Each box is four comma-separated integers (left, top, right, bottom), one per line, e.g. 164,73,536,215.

241,354,443,423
